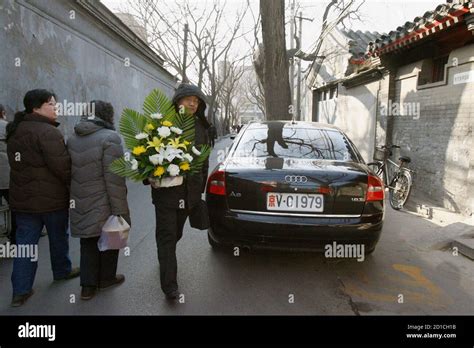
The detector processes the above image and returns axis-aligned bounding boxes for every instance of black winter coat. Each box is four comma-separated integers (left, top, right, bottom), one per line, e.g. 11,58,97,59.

7,113,71,213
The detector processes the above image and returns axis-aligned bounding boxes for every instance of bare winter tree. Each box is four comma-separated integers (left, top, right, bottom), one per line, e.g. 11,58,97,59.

244,0,266,116
126,0,252,127
125,0,195,81
217,58,248,134
200,4,251,124
256,0,292,121
244,69,265,117
253,0,365,120
295,0,366,77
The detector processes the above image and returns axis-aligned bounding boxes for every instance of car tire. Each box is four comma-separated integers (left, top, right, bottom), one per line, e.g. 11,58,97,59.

364,247,376,256
207,231,221,250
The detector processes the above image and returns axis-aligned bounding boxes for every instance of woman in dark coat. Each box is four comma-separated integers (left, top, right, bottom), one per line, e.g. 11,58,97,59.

67,101,130,300
145,84,210,300
7,89,79,307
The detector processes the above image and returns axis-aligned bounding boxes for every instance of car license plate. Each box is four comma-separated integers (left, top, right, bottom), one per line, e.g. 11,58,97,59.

266,193,324,212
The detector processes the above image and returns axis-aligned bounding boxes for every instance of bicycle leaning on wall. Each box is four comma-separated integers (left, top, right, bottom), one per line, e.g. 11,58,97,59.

367,145,414,210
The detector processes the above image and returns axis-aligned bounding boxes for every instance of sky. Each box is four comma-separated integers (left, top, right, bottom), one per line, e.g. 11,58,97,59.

102,0,443,45
101,0,443,79
296,0,443,49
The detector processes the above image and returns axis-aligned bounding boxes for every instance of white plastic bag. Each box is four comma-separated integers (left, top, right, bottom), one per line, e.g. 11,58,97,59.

97,215,130,251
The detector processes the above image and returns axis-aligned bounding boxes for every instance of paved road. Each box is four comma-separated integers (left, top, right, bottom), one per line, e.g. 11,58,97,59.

1,136,474,315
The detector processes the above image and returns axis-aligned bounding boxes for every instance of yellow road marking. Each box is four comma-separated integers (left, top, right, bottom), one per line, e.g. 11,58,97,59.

341,264,451,307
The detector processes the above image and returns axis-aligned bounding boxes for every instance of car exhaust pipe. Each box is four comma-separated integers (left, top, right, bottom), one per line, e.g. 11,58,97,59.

242,245,252,252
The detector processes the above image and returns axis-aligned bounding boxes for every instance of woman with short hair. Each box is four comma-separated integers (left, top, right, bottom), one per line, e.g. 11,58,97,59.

7,89,79,307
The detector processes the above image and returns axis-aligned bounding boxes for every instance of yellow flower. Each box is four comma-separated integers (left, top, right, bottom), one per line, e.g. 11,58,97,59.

162,120,173,127
146,137,163,151
183,140,191,146
145,123,155,131
132,146,146,156
167,137,187,150
153,166,165,177
179,162,190,171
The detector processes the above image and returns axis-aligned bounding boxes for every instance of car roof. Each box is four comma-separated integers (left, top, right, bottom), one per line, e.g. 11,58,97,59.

245,120,342,132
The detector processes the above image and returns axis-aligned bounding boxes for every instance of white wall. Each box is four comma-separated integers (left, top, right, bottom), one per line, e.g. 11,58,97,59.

318,81,378,162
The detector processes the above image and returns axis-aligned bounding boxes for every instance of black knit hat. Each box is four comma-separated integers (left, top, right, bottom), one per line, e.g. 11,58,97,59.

172,84,210,129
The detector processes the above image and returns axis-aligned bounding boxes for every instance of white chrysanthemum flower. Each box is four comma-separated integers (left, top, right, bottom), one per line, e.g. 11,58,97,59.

167,164,180,176
157,126,171,138
150,113,163,119
183,153,193,163
130,159,138,171
149,154,164,166
192,146,201,156
170,127,183,135
135,132,149,140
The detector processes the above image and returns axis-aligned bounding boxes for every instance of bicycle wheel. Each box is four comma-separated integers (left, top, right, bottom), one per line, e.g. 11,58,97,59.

389,169,412,210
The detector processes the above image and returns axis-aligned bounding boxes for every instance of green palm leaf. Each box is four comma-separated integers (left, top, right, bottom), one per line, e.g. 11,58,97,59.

109,157,147,181
173,112,196,142
189,144,211,174
142,89,175,119
119,109,147,149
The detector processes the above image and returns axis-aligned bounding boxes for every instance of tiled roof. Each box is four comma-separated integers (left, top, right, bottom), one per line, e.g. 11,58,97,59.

367,0,473,56
341,29,383,59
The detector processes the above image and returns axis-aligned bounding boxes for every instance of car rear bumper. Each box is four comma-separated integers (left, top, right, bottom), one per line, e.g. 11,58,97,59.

208,209,383,251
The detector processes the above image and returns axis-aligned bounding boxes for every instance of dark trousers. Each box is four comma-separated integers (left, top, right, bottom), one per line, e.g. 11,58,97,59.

154,205,188,294
210,139,215,147
12,209,71,296
0,189,17,244
80,236,119,288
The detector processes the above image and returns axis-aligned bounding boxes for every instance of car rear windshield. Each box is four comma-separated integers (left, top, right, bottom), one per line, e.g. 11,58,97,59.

232,126,360,161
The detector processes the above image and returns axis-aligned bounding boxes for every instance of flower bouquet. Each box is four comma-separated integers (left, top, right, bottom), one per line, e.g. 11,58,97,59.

110,89,211,188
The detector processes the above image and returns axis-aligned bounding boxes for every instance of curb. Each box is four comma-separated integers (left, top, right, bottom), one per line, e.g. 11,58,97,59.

452,238,474,260
404,192,471,226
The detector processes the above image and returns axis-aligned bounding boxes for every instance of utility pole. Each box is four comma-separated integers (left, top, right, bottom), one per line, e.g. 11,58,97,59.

297,11,302,121
182,23,189,83
289,0,295,105
295,12,313,121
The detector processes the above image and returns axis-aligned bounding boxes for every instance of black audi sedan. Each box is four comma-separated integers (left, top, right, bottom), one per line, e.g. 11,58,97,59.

205,121,384,254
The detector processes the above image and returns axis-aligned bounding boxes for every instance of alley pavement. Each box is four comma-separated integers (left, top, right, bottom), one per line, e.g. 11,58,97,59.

1,136,473,315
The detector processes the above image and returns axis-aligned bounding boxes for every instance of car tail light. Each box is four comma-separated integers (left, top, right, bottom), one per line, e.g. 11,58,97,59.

367,175,384,201
317,186,332,195
207,170,226,196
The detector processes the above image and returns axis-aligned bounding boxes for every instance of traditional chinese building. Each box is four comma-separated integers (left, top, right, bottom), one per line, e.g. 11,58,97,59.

306,0,474,215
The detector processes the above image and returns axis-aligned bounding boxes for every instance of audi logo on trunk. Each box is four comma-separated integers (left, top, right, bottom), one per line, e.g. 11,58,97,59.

285,175,308,183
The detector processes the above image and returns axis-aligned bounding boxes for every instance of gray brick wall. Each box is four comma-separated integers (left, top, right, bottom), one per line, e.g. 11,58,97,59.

379,45,474,215
0,0,176,140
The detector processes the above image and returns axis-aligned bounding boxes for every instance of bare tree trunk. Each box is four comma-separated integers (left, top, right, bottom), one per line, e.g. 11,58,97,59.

259,0,292,120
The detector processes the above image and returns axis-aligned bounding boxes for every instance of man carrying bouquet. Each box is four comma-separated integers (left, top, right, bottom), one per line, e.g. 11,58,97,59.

144,84,210,300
